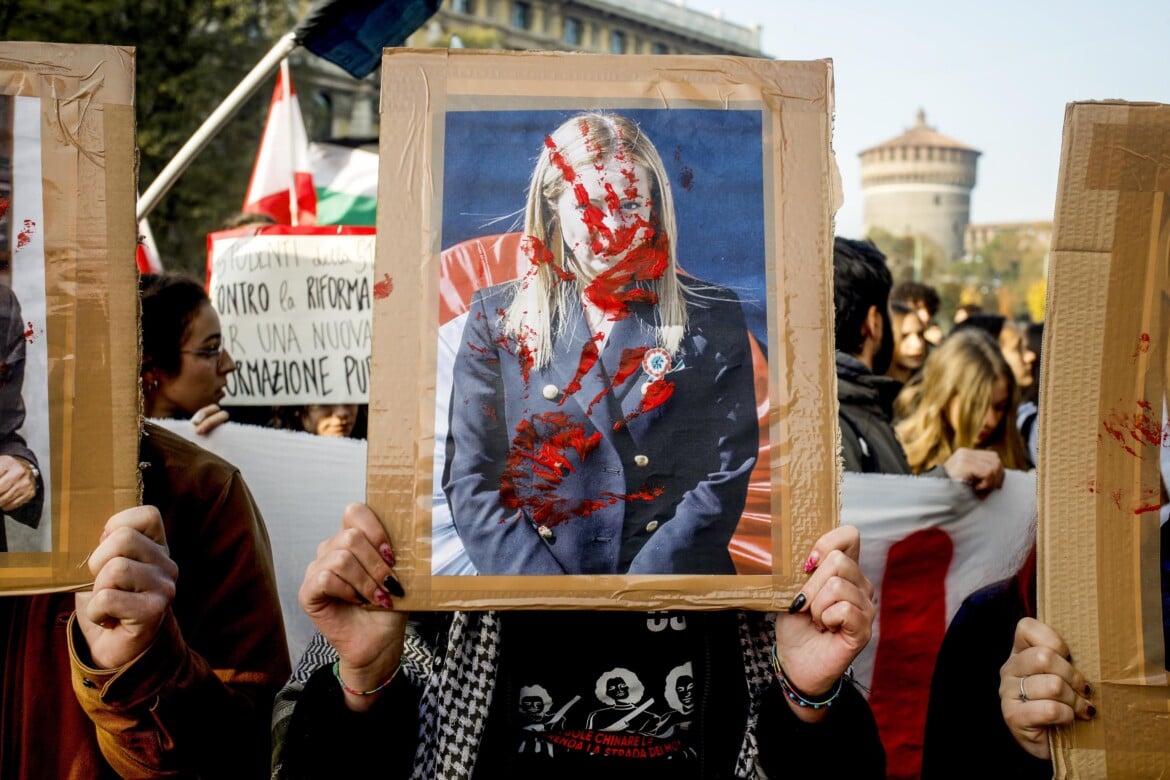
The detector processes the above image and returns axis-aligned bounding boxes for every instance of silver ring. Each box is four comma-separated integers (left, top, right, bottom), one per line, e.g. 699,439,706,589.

1018,675,1030,703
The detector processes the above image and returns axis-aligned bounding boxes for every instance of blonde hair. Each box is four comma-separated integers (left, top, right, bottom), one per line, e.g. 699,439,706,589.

895,328,1029,473
503,113,687,368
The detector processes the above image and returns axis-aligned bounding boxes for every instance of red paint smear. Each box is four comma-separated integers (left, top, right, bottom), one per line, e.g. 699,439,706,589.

499,412,606,528
373,273,394,299
492,331,536,387
497,409,666,531
521,235,575,282
1132,332,1151,358
602,485,665,503
545,136,577,184
1133,504,1161,515
679,166,695,192
22,322,34,345
587,346,649,415
672,145,683,163
615,379,675,430
16,219,36,249
560,340,600,402
1111,490,1123,510
481,403,497,421
0,196,9,221
1101,402,1168,457
581,225,668,321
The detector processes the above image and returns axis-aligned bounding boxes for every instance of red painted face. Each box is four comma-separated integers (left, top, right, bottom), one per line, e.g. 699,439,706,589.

555,156,655,283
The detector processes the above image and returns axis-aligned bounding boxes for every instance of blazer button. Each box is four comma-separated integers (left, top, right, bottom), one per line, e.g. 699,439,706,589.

537,524,556,541
633,454,649,467
542,384,560,401
645,520,659,532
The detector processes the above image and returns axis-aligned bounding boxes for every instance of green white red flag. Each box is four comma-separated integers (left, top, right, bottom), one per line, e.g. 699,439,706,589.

243,62,317,225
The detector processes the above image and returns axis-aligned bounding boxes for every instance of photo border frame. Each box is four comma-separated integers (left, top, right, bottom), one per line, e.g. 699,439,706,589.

371,50,838,611
0,43,139,592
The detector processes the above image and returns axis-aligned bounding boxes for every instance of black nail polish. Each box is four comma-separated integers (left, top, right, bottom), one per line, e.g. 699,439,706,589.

1083,684,1092,697
1087,705,1096,718
787,593,807,614
382,574,405,598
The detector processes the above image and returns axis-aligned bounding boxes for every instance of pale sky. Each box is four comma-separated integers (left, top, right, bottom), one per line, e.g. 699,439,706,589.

684,0,1170,238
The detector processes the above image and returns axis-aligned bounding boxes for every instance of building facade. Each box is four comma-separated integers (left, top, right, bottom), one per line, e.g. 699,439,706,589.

859,110,980,261
425,0,762,56
296,0,764,141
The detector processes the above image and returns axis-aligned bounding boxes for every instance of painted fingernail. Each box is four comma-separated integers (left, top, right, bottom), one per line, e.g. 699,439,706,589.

372,588,394,609
1083,684,1092,697
382,574,405,598
1087,705,1097,718
803,552,820,573
787,592,807,614
379,544,395,566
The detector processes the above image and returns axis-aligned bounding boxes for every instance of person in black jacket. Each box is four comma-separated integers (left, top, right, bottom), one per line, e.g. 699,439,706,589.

832,237,1003,494
0,284,43,551
272,507,886,779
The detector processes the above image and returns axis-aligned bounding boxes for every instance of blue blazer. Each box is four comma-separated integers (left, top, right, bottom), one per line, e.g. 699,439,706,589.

443,279,758,575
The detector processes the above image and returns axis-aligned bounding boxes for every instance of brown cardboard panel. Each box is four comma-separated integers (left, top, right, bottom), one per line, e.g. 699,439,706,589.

1041,101,1170,777
0,43,138,592
371,50,837,610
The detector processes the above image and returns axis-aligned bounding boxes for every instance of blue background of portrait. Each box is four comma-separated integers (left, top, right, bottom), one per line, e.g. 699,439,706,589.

440,108,768,349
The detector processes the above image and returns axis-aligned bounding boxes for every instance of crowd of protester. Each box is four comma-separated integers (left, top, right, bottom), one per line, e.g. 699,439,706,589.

5,229,1153,780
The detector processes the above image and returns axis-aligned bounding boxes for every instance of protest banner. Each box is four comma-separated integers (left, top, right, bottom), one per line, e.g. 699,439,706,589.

1040,101,1170,778
0,44,138,591
847,470,1036,779
370,50,838,610
207,225,376,405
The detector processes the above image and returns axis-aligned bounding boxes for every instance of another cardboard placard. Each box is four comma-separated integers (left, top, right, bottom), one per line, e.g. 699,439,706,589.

371,50,838,610
0,43,139,591
207,225,377,405
1040,101,1170,777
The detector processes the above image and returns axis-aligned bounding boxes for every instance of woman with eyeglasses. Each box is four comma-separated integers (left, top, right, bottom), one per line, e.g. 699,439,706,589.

141,273,237,435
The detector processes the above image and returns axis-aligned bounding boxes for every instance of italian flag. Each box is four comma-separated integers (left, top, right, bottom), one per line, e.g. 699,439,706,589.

310,141,378,226
243,61,317,225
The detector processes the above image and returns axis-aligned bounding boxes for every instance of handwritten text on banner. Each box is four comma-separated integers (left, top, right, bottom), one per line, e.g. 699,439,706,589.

207,228,376,404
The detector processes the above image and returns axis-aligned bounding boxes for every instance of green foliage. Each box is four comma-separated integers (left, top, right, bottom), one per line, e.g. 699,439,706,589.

0,0,295,277
866,226,1049,324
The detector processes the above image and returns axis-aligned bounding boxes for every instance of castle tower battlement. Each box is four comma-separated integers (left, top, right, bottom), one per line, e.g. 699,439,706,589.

859,109,980,260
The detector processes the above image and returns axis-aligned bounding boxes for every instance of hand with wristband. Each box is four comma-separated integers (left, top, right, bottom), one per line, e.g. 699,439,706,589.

299,503,409,712
773,525,875,723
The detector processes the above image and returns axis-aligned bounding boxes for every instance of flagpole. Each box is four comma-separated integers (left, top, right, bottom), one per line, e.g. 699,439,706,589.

137,31,299,222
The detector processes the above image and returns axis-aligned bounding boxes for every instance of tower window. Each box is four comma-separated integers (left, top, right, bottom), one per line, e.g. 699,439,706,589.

610,30,627,53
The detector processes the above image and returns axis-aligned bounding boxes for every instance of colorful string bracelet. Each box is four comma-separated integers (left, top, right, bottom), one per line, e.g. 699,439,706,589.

332,660,400,696
770,644,845,709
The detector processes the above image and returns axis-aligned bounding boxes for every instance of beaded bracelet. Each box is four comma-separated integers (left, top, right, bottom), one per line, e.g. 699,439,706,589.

332,660,400,696
770,644,845,709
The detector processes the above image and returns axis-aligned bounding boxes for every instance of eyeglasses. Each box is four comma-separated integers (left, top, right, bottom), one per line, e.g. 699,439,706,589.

181,346,226,362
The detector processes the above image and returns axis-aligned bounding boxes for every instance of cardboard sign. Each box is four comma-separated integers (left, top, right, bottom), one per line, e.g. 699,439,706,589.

0,44,138,591
371,50,838,610
1040,101,1170,777
207,225,377,405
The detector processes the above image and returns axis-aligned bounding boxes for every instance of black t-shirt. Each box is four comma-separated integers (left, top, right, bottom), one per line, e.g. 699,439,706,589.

479,610,701,778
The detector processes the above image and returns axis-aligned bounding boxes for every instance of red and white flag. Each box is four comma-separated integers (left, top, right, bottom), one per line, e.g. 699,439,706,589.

242,61,317,225
136,216,163,273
